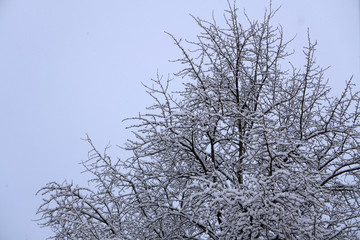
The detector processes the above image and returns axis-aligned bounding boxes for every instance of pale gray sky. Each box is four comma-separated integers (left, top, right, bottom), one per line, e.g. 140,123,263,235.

0,1,359,239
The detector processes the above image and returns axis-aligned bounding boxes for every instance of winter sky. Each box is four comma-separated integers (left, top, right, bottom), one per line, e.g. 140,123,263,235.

0,0,359,239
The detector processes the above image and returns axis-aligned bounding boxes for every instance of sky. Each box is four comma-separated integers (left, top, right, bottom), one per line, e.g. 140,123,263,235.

0,1,359,239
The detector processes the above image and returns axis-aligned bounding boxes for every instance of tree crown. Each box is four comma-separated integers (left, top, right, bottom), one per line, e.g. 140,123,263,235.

37,2,360,239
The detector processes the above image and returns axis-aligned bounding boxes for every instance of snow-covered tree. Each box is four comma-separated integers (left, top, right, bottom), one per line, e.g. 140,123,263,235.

37,3,360,239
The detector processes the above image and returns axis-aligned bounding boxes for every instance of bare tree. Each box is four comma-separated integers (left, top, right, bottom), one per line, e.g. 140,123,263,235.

37,2,360,239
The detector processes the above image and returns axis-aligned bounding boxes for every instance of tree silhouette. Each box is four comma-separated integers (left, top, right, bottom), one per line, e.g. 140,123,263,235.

37,2,360,239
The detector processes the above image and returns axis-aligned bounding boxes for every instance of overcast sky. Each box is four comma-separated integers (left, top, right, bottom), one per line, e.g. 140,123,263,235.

0,1,359,239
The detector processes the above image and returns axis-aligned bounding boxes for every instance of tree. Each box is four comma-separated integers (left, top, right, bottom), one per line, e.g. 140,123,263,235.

37,2,360,239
